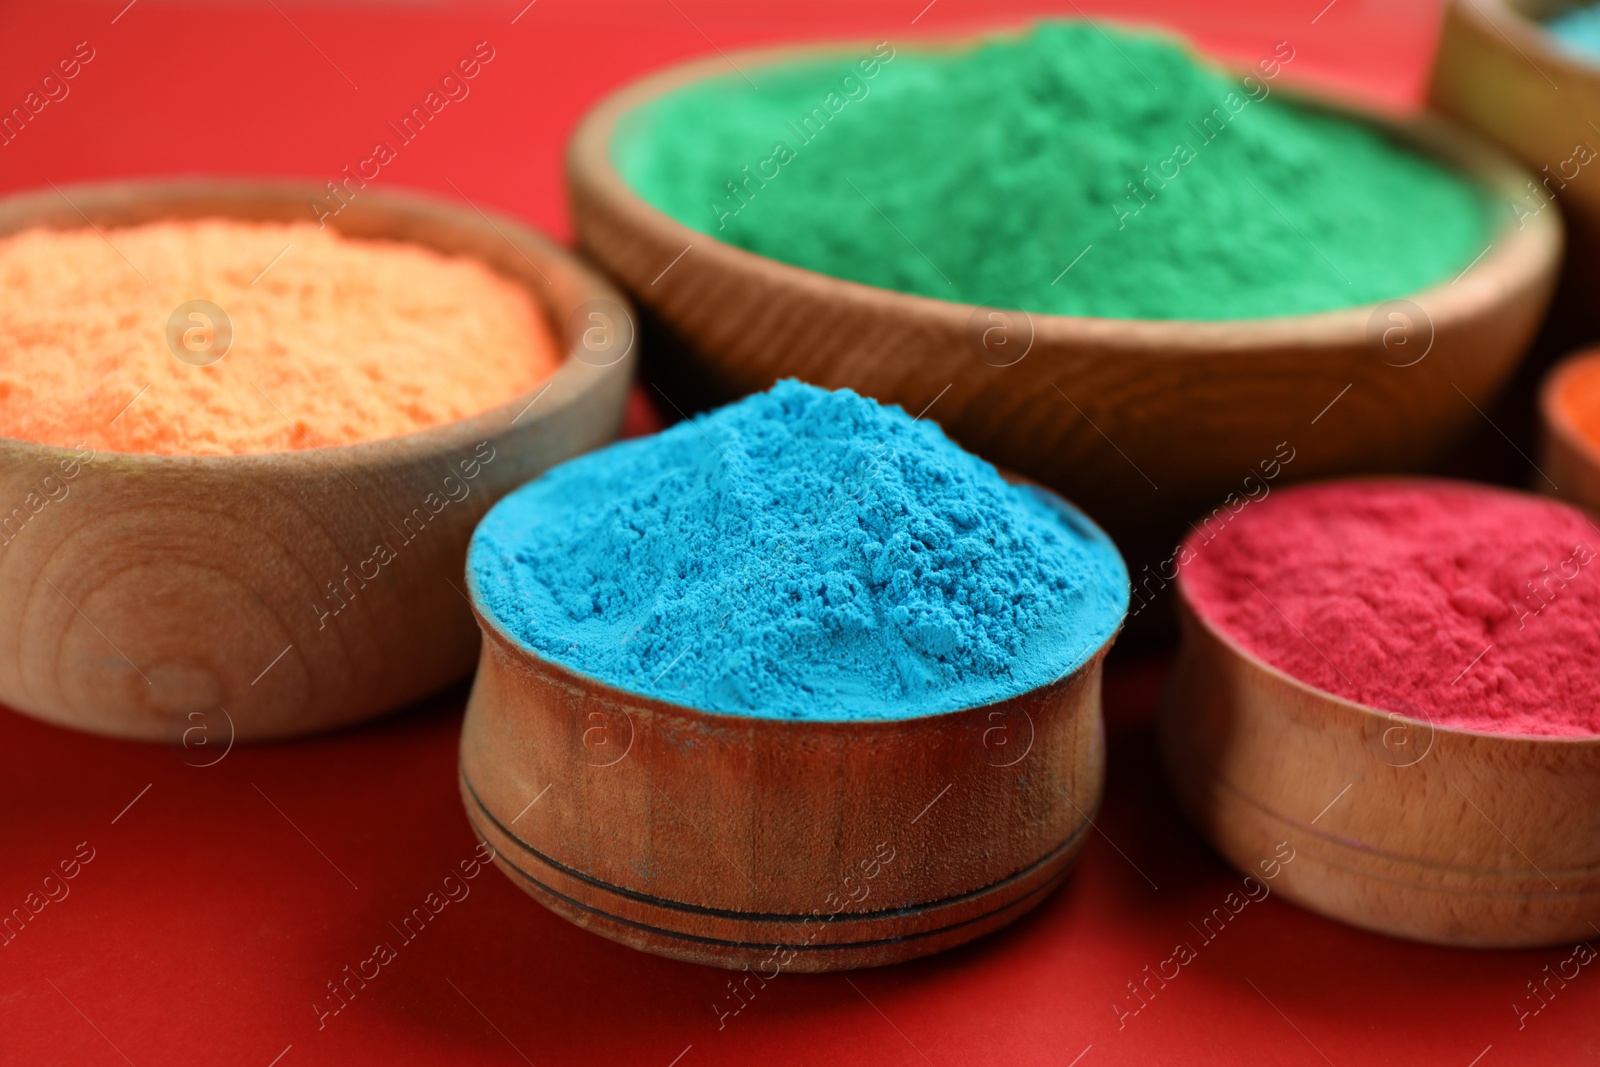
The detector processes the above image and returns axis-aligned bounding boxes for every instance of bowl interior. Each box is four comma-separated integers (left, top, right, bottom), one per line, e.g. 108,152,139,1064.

0,178,627,461
466,476,1129,726
1542,350,1600,470
590,33,1541,333
1174,475,1600,747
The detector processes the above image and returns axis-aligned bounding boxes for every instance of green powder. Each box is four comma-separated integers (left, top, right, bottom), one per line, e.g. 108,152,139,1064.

614,22,1492,321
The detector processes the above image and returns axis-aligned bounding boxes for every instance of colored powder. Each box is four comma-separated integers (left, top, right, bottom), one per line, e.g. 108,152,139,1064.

469,380,1129,720
0,219,562,455
1180,480,1600,738
1548,4,1600,58
1554,353,1600,452
615,21,1491,321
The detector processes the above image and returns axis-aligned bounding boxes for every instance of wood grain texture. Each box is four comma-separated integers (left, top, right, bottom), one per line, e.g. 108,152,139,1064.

458,486,1118,971
0,179,635,741
1539,349,1600,510
568,38,1562,544
1160,591,1600,948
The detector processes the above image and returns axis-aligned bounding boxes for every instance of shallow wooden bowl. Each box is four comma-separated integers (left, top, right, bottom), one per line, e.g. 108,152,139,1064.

0,179,634,741
458,488,1121,971
1430,0,1600,341
569,38,1561,540
1161,586,1600,948
1538,348,1600,510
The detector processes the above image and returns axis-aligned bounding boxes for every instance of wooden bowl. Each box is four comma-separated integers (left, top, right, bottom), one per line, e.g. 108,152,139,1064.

569,39,1561,543
458,487,1122,971
1430,0,1600,343
1160,579,1600,948
0,179,634,741
1538,348,1600,510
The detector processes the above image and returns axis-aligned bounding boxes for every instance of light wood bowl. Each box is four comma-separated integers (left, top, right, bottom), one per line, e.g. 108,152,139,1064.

458,487,1122,971
1539,348,1600,510
569,39,1562,541
0,179,634,741
1161,575,1600,948
1430,0,1600,342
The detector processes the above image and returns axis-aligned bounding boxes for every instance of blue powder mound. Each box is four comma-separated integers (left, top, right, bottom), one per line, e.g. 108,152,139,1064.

469,381,1129,721
1549,4,1600,57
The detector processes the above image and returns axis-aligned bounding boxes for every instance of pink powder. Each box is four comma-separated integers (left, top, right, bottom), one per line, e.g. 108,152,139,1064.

1179,480,1600,738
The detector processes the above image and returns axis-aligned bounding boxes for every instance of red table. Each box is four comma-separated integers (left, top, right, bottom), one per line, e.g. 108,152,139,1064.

2,2,1595,1064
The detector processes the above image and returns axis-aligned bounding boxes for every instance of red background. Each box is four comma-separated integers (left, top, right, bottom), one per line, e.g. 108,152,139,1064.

1,2,1595,1065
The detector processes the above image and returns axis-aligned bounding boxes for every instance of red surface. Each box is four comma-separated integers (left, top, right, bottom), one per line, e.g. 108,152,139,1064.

2,2,1597,1065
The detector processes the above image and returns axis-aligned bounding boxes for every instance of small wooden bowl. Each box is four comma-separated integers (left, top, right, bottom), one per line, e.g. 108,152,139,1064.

1430,0,1600,340
569,38,1561,538
458,489,1122,971
0,179,634,741
1538,348,1600,510
1161,583,1600,948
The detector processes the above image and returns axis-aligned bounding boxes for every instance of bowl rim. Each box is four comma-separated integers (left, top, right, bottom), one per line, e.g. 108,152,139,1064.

464,477,1129,729
568,29,1561,346
1454,0,1600,82
0,176,632,469
1540,347,1600,475
1172,473,1600,748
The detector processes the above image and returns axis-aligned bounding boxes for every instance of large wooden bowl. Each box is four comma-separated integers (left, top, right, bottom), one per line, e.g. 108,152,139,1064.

1161,578,1600,948
1539,348,1600,510
0,179,634,741
1430,0,1600,343
458,488,1121,971
569,39,1561,543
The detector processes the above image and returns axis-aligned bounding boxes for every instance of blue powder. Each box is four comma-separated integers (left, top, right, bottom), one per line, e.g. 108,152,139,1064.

469,381,1128,720
1549,4,1600,57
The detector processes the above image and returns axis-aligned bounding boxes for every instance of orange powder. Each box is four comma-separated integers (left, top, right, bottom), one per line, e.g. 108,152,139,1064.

0,219,562,455
1557,353,1600,453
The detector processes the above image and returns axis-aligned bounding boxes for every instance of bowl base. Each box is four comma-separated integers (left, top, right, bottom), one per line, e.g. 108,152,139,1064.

462,768,1086,971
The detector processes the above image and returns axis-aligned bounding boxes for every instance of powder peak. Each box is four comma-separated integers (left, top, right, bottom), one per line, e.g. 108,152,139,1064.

471,381,1128,719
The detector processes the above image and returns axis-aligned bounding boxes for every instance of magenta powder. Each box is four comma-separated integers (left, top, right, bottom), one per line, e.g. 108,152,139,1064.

1179,480,1600,738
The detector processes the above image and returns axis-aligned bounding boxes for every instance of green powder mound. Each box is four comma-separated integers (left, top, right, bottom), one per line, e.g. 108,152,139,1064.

614,21,1492,321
